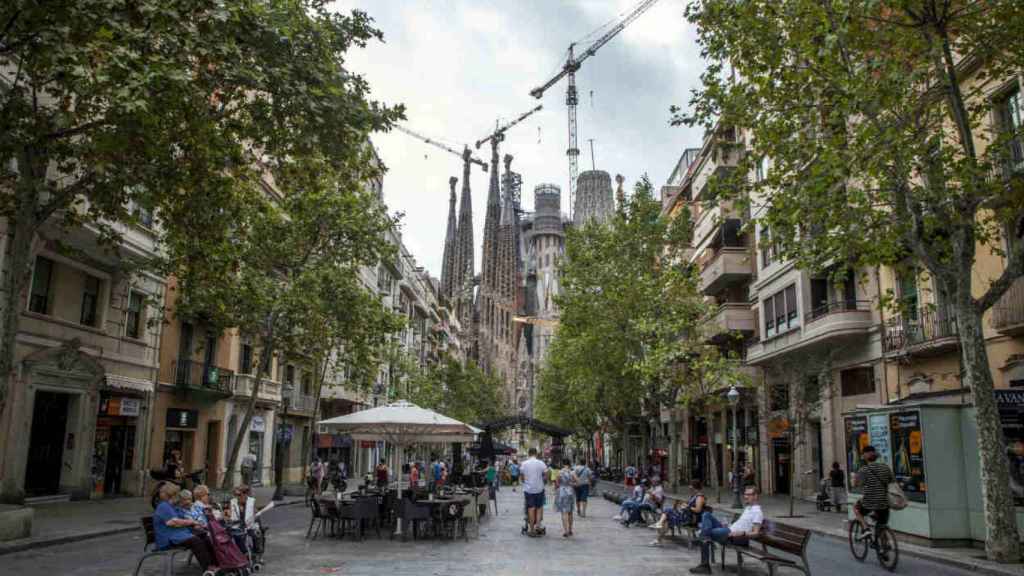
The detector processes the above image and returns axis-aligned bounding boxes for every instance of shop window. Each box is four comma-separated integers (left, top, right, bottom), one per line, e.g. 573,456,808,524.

125,290,145,339
29,256,54,314
80,275,101,327
841,367,875,397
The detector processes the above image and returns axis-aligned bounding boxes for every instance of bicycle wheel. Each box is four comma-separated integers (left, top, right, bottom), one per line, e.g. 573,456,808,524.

876,525,899,571
848,521,869,561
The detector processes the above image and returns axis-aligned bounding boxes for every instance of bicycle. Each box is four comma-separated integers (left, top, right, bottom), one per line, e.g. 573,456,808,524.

849,515,899,571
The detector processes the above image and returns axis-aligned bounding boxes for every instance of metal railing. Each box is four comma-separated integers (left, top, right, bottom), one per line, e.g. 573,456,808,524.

234,374,281,399
993,278,1024,331
804,300,871,323
174,358,234,394
883,308,959,353
290,393,317,413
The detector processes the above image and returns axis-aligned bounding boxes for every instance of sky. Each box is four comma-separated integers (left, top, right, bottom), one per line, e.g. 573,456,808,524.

334,0,707,278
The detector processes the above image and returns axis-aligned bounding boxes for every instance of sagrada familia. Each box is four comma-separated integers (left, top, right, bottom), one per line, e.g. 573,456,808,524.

439,142,615,416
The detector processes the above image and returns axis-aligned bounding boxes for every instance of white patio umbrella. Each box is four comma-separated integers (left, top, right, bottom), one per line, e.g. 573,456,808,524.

317,400,478,535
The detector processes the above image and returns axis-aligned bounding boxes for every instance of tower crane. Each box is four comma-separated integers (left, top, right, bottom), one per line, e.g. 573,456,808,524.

475,104,543,150
528,0,660,219
395,125,489,172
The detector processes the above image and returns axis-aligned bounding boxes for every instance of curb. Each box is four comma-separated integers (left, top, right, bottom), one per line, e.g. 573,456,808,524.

596,482,1021,576
0,498,305,557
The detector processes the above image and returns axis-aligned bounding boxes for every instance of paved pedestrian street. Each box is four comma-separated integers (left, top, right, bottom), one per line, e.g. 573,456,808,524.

1,487,991,576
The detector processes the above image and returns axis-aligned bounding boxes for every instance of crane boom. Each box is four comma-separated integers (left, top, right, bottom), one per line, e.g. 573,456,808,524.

527,0,660,219
396,125,488,172
475,104,543,150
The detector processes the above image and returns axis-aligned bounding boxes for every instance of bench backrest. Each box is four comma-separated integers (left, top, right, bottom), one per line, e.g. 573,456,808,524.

758,519,811,556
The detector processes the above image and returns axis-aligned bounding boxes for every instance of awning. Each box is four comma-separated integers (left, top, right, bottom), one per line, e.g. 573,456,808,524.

104,374,153,393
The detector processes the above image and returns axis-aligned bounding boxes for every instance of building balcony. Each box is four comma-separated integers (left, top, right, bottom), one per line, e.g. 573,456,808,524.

801,300,874,343
233,373,283,403
173,359,234,398
992,277,1024,336
883,308,959,357
288,393,317,415
700,247,753,295
707,302,756,342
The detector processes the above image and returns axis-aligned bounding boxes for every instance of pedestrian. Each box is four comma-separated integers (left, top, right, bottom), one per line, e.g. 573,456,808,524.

573,459,592,517
410,462,420,488
311,458,325,496
743,464,756,488
555,459,578,537
690,486,762,574
853,445,894,532
521,447,548,536
624,463,637,487
509,459,520,492
829,462,846,513
241,450,257,486
375,459,389,489
650,479,705,547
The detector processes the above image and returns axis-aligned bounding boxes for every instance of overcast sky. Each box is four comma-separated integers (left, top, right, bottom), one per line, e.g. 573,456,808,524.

335,0,706,278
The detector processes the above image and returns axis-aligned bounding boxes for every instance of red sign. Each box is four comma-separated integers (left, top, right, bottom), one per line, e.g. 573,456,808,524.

360,440,375,449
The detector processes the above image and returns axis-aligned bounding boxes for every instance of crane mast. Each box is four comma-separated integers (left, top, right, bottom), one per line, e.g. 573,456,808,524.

395,125,488,172
528,0,661,219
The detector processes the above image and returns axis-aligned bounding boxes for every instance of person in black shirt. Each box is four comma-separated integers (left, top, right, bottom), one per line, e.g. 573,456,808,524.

829,462,846,513
853,445,894,529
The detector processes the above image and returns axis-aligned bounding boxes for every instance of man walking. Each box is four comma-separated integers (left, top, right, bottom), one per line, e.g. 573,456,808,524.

574,459,592,517
521,447,548,536
241,450,257,486
509,459,520,492
690,486,763,574
853,445,894,533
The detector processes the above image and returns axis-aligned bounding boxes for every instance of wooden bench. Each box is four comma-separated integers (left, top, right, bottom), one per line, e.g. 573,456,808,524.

718,516,813,576
133,516,194,576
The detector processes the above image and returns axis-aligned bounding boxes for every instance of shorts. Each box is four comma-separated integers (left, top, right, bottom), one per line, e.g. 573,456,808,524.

854,501,890,526
625,477,635,487
525,491,544,509
575,484,590,501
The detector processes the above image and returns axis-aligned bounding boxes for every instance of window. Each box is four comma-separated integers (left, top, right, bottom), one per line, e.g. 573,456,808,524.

755,156,768,183
285,364,295,386
997,86,1023,174
80,275,101,327
841,367,875,397
125,291,144,339
762,284,799,338
29,256,54,314
302,372,313,396
135,204,154,229
897,270,919,323
759,226,773,268
240,344,253,375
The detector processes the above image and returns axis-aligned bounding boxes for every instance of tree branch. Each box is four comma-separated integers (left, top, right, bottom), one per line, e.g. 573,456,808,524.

975,236,1024,312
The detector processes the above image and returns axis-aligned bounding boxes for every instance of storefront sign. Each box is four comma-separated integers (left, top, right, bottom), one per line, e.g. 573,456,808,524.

103,397,141,417
360,440,375,449
995,390,1024,505
845,415,868,491
251,415,266,433
889,411,926,502
868,414,892,466
166,408,198,429
767,417,790,438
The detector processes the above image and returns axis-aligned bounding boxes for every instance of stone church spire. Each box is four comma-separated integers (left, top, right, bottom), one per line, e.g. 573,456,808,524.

498,155,517,302
441,176,458,302
455,149,475,329
481,138,502,294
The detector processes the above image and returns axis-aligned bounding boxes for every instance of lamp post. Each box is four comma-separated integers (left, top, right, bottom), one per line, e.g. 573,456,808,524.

727,385,742,509
272,381,295,501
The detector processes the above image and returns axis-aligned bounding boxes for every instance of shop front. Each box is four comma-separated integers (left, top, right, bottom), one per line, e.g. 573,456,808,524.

91,394,143,497
844,401,1024,545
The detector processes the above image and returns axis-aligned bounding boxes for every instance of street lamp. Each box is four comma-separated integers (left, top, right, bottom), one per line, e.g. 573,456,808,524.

727,385,742,509
273,380,295,501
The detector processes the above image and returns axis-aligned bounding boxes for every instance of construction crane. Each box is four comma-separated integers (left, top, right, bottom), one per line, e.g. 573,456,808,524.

395,125,488,172
528,0,660,219
475,104,543,150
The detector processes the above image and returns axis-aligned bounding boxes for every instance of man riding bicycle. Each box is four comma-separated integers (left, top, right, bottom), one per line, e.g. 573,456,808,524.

853,445,894,533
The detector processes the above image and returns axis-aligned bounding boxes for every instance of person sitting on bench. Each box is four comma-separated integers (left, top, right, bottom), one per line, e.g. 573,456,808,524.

690,486,762,574
650,479,706,546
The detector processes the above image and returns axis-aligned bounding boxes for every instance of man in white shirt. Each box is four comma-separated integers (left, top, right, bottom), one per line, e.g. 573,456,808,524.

690,486,763,574
520,447,548,536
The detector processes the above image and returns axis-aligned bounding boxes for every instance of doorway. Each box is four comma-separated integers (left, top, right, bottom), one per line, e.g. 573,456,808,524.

206,421,221,485
248,431,264,486
773,438,791,495
25,391,71,496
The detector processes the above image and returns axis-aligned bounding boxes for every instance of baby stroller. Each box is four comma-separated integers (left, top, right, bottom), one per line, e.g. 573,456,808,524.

815,478,834,512
203,513,252,576
519,495,547,536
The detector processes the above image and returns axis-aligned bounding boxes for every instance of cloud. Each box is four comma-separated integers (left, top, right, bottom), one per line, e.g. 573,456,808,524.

332,0,706,278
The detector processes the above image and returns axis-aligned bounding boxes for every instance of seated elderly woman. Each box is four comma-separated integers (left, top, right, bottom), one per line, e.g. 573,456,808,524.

182,486,216,526
152,483,216,571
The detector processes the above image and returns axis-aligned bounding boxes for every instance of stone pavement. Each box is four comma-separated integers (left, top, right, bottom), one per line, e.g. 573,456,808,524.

597,480,1024,576
0,484,305,556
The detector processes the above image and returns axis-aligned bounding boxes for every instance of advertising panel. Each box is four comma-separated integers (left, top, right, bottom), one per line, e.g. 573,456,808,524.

995,390,1024,504
845,415,868,492
868,414,892,466
889,411,926,502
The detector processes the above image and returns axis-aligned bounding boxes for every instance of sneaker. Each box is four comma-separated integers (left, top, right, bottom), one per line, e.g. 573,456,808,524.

858,528,874,541
689,565,712,574
612,514,622,521
648,539,662,547
649,521,664,530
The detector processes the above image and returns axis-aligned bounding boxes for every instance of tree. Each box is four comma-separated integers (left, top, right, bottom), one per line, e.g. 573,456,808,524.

537,178,717,467
681,0,1024,560
405,355,505,425
0,2,402,412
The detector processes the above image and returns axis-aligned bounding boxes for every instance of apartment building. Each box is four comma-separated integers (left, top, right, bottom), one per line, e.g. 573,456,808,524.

0,210,165,502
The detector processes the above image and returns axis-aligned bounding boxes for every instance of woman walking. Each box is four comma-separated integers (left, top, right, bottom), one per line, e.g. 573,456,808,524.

555,458,579,537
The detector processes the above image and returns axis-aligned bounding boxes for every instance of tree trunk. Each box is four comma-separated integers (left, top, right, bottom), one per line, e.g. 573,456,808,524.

705,407,720,503
957,302,1021,562
221,336,274,490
